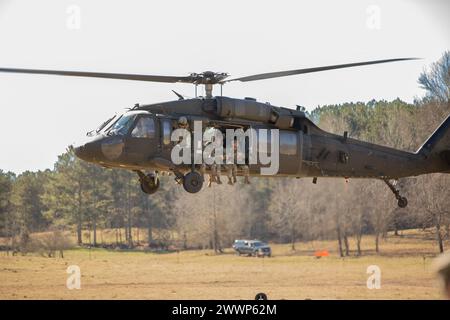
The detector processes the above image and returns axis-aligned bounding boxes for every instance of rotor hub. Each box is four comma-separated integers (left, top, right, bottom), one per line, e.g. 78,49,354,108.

188,72,228,98
189,71,228,85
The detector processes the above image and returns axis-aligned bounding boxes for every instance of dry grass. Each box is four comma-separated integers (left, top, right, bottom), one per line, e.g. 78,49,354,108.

0,231,448,300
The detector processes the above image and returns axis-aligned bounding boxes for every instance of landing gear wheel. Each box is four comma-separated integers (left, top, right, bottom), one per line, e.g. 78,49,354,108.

382,179,408,208
140,174,160,195
397,196,408,208
183,171,204,193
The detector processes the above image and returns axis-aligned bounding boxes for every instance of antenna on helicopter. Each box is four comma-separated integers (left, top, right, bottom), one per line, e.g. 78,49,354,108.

172,90,184,100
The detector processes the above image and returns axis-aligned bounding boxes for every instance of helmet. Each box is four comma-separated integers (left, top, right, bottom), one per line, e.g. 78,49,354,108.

178,116,188,126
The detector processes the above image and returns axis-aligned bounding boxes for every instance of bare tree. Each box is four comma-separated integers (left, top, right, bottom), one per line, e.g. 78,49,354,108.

348,180,372,256
419,51,450,103
269,179,310,251
416,174,450,253
368,180,395,253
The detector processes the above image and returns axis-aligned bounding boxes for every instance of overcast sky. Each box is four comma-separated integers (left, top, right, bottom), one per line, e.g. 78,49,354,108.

0,0,449,174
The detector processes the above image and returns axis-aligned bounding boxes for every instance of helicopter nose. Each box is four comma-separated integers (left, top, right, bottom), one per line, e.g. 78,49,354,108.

73,143,88,161
73,142,99,162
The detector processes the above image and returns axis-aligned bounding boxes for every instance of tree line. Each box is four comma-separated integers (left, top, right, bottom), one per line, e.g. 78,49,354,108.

0,52,449,255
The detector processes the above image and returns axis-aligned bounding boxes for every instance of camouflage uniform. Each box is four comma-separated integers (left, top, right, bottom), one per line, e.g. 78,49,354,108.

224,141,237,185
226,164,235,185
236,146,250,184
208,163,222,187
177,116,191,147
200,163,206,180
225,140,250,185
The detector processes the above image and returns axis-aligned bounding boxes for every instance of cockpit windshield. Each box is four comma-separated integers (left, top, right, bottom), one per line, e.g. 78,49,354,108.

97,114,117,133
86,114,118,136
107,114,136,136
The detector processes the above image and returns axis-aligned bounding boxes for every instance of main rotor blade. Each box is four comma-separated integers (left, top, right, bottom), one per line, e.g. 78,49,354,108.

226,58,419,82
0,67,194,83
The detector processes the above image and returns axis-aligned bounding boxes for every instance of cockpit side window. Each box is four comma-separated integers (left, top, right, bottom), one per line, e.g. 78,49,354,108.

162,120,171,145
280,131,297,155
108,114,136,136
131,117,155,138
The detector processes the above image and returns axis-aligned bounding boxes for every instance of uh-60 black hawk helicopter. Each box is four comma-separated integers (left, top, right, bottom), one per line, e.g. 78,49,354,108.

1,58,449,208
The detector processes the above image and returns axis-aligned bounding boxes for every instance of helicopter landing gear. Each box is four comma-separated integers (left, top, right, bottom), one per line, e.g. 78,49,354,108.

135,170,160,195
169,168,204,193
182,171,204,193
382,179,408,208
397,196,408,208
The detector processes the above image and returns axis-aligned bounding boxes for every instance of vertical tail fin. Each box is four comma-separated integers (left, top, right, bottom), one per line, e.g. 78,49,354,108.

418,114,450,172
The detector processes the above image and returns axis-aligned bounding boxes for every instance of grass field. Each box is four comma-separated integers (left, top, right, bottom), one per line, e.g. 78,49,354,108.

0,231,448,300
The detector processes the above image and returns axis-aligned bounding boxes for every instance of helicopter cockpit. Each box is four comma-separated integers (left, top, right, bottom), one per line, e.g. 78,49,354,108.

74,110,161,166
106,113,135,136
97,111,155,137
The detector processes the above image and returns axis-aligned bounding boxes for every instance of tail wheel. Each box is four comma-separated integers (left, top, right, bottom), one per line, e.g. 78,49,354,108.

397,196,408,208
383,179,408,208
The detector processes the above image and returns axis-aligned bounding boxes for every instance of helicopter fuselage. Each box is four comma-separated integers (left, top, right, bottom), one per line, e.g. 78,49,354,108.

74,96,450,181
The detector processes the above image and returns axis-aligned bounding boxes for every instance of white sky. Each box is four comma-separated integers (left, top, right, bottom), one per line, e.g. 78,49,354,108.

0,0,449,174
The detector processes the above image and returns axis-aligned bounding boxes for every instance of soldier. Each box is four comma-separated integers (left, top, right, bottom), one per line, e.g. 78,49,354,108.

177,116,189,130
207,163,222,187
434,252,450,299
207,164,215,187
225,142,237,185
234,138,250,184
226,164,235,185
200,163,206,180
215,163,222,184
234,141,250,184
176,116,192,168
203,129,223,187
223,140,238,185
242,164,250,184
212,129,224,185
176,116,191,147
